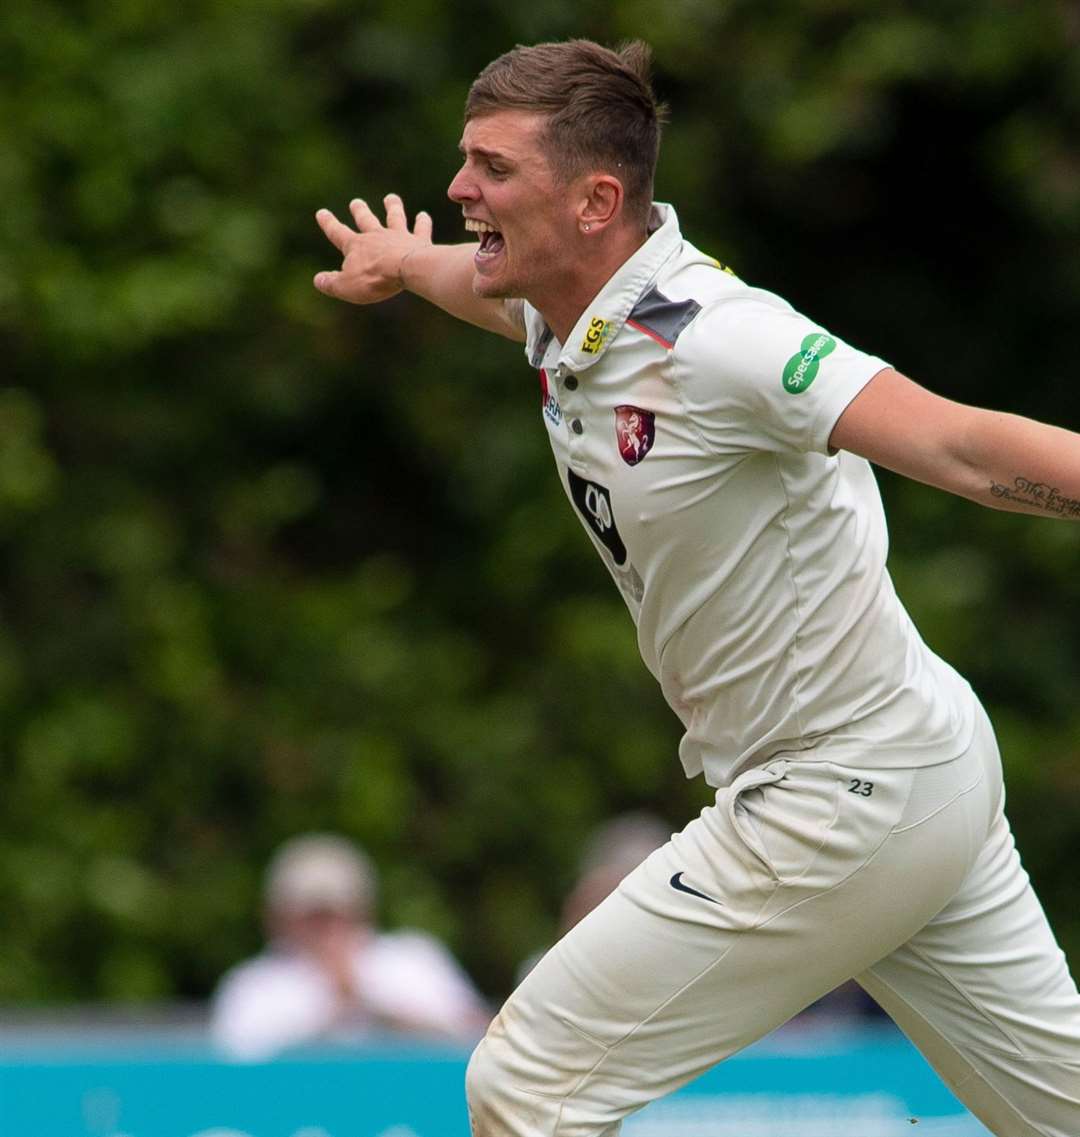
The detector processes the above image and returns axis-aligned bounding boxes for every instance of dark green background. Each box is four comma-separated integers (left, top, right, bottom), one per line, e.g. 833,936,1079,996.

2,0,1078,1005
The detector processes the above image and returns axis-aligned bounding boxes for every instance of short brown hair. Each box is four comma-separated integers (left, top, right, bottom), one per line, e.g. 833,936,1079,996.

465,40,667,226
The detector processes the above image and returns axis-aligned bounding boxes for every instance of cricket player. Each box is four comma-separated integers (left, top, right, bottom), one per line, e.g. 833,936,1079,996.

313,38,1080,1137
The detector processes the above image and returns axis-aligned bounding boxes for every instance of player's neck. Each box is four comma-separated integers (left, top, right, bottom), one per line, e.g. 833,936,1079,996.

534,228,648,345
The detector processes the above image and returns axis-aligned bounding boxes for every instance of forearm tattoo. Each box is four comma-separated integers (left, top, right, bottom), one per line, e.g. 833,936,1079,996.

990,477,1080,518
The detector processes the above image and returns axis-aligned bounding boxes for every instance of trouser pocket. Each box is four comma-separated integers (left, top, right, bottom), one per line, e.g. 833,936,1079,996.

726,760,791,881
728,759,859,885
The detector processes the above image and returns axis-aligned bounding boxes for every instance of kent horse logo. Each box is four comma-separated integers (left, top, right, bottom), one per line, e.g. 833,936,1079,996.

615,405,655,466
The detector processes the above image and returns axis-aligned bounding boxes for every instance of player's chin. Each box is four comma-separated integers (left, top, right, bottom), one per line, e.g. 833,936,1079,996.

472,271,516,300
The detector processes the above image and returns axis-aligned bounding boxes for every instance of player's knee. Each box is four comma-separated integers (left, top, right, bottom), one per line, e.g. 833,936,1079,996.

467,1016,548,1135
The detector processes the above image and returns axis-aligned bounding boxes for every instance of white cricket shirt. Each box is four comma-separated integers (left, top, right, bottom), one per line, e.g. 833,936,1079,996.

525,204,975,787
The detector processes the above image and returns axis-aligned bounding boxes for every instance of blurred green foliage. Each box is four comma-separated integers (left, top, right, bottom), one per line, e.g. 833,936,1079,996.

1,0,1079,1004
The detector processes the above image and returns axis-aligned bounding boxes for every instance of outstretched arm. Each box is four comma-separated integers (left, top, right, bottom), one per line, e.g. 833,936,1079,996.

830,368,1080,519
313,194,525,343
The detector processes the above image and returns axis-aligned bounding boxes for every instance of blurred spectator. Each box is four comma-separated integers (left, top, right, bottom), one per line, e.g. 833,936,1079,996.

210,833,489,1060
559,812,672,934
519,812,671,983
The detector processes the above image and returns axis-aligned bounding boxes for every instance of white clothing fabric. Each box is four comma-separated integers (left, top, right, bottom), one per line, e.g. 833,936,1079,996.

465,204,1080,1137
525,204,974,787
468,706,1080,1136
211,928,486,1061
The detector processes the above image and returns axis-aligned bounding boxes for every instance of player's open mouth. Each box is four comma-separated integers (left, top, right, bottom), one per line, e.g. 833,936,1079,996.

465,218,505,268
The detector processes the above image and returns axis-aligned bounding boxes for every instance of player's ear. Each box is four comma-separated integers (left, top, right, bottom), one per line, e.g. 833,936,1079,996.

578,174,623,234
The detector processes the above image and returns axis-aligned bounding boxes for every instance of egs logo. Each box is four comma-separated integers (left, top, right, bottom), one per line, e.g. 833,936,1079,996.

580,316,608,354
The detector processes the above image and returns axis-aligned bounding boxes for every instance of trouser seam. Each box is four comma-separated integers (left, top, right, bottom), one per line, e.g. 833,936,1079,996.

753,794,903,930
558,1011,611,1052
562,926,756,1108
551,1047,610,1136
758,762,982,929
863,966,1052,1137
576,871,784,1057
564,849,833,1110
967,1048,1080,1066
904,940,1027,1056
892,772,982,834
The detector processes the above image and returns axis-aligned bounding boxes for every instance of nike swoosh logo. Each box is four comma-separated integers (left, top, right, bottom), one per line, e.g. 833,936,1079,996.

669,872,720,904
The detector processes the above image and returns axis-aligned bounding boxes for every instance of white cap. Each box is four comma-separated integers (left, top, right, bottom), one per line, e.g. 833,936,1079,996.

263,833,377,914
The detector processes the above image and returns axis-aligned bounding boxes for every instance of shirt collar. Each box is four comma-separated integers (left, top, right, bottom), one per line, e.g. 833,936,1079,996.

527,203,684,372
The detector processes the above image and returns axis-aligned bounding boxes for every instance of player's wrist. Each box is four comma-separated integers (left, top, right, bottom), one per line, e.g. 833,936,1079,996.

397,238,425,295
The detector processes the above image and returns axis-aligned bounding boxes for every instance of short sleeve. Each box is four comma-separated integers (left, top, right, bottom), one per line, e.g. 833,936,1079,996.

672,290,890,455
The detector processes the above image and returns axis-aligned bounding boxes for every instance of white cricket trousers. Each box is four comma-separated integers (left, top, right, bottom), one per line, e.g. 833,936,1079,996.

466,706,1080,1136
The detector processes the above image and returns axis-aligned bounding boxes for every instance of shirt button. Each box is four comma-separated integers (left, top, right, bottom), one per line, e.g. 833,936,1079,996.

564,374,579,390
571,419,584,434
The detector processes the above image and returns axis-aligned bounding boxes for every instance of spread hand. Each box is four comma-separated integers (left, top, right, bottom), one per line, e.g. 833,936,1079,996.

313,193,433,304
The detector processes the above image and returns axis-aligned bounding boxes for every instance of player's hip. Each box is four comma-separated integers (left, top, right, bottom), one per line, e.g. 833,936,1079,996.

634,705,1001,930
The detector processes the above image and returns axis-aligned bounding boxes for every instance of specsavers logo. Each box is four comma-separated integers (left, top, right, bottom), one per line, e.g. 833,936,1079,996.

580,316,609,355
782,332,836,394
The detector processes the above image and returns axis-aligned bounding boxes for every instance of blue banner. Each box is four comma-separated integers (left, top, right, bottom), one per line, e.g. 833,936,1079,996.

0,1025,990,1137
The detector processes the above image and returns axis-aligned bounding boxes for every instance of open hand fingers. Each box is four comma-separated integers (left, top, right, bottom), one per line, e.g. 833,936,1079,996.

349,198,384,233
316,208,360,254
384,193,408,231
413,210,433,243
314,195,429,304
312,269,341,296
340,194,431,240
